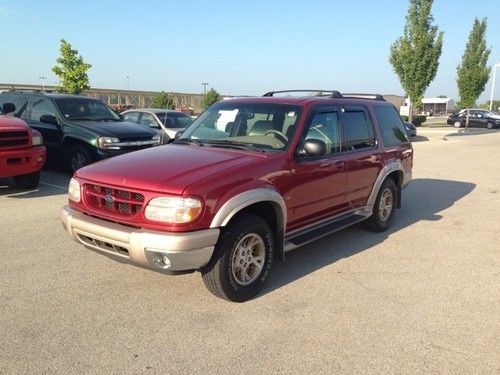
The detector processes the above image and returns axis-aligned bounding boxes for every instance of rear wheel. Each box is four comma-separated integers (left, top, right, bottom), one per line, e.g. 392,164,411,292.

13,171,40,189
201,214,274,302
68,145,93,172
365,178,397,232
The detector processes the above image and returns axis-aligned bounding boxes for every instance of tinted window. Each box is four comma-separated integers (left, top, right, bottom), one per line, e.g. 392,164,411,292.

29,98,58,121
139,113,159,128
304,111,341,155
156,112,193,128
343,110,375,150
374,105,409,146
54,98,119,120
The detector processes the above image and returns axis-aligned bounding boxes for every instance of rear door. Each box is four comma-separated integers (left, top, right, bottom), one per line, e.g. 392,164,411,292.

341,105,382,208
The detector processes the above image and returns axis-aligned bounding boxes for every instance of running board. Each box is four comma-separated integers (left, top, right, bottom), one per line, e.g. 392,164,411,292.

284,210,370,252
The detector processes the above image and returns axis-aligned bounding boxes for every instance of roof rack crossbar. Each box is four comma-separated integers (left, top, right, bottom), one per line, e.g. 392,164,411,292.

341,93,385,101
263,89,342,98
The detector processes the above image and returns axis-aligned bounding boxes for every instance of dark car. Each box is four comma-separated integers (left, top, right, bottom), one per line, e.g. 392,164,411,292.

121,109,193,143
403,122,417,137
447,109,500,129
0,92,160,171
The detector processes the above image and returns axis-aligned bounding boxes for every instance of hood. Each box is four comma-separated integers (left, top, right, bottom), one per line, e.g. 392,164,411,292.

0,115,30,131
68,120,157,138
75,144,264,194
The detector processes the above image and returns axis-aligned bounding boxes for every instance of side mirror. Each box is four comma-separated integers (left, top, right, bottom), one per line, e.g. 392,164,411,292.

174,130,183,140
1,102,16,114
40,114,58,125
300,138,326,157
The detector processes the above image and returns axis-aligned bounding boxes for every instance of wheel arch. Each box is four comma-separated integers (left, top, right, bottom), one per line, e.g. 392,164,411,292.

367,161,408,211
210,189,287,262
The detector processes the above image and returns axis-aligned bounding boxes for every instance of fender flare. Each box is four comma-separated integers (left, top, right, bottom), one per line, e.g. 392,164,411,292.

367,160,408,210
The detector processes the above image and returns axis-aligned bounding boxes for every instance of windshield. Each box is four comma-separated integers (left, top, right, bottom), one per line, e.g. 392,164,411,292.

156,112,193,128
54,98,121,121
178,102,302,152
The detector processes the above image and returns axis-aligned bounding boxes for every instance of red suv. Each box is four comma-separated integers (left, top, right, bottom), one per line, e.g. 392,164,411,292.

0,103,46,189
61,91,413,301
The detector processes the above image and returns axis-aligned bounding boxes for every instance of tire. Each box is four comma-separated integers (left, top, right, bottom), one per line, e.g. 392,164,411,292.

68,145,94,172
454,121,462,128
365,178,397,232
13,171,40,189
201,214,274,302
486,122,494,130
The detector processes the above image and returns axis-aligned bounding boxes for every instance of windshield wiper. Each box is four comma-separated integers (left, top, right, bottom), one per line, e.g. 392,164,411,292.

204,140,266,153
95,117,121,122
173,138,204,146
70,117,95,121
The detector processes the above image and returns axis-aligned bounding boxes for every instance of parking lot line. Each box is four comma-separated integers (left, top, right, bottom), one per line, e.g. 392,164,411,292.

39,181,67,191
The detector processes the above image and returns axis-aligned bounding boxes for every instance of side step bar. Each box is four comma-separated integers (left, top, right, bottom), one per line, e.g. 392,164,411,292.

284,209,371,252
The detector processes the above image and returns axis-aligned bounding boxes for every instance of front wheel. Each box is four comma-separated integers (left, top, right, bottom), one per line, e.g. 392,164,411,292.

201,214,274,302
365,178,397,232
68,145,93,172
454,121,462,128
486,122,494,130
13,171,40,189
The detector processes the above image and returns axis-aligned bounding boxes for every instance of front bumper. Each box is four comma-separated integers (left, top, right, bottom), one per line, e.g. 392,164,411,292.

0,145,46,178
61,206,219,272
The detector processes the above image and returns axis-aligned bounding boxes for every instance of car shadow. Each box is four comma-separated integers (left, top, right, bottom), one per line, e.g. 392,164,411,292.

411,135,429,142
259,178,475,298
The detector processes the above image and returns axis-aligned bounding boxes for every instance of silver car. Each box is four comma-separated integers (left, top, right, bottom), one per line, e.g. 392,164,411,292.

121,109,193,143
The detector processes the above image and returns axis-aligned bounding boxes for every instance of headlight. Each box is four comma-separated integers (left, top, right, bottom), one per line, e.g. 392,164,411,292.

144,197,202,223
97,137,120,150
68,178,81,202
32,135,43,146
152,134,161,145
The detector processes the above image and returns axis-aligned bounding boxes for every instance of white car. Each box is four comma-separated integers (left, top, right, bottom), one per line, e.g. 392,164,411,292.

122,109,194,143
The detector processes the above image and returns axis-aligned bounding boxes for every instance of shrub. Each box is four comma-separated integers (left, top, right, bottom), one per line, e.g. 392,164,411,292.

401,115,426,127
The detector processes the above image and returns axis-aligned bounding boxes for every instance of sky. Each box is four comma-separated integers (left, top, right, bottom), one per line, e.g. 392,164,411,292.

0,0,499,103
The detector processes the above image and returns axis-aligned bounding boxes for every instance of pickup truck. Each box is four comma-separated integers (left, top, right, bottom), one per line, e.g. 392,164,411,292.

0,103,46,189
61,90,413,302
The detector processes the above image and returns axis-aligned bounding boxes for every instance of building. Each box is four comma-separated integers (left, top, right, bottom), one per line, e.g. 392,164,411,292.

421,97,456,115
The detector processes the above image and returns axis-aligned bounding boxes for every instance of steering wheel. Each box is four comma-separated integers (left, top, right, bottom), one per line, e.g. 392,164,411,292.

264,130,288,144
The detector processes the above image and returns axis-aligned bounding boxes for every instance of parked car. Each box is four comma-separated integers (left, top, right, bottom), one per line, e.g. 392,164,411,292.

0,91,161,171
61,90,413,302
403,122,417,137
121,109,193,143
0,102,46,189
447,109,500,129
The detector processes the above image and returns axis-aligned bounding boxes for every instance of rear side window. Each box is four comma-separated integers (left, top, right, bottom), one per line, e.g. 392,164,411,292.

374,105,409,146
342,109,375,151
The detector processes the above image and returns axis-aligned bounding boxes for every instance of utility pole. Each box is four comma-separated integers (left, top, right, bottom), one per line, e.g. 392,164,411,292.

126,75,130,91
39,75,46,91
202,82,209,94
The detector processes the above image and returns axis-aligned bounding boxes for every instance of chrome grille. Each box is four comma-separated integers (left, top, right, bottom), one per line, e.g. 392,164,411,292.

84,184,145,217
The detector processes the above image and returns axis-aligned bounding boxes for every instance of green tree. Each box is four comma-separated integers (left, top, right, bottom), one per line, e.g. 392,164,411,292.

202,88,221,109
456,18,491,109
151,91,175,109
389,0,443,120
480,100,500,111
52,39,92,94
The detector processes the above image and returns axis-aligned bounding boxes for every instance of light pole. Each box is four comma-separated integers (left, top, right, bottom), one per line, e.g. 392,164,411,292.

126,75,130,91
39,75,46,90
202,82,208,94
489,63,500,112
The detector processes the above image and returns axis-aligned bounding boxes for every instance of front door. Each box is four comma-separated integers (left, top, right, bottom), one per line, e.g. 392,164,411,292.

287,107,348,230
26,98,63,158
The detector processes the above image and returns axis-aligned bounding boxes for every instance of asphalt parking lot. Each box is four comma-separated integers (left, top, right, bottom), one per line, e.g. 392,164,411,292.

1,128,499,374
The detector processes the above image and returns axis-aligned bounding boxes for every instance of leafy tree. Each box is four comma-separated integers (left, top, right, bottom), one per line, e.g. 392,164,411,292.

480,100,500,111
456,18,491,109
52,39,92,95
151,91,175,109
202,88,221,109
389,0,443,120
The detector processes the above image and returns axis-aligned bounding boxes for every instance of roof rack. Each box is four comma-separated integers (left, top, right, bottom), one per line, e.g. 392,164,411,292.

341,93,385,101
263,89,342,98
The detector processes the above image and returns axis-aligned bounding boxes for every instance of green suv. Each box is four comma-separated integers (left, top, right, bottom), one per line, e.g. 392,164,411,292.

0,92,160,171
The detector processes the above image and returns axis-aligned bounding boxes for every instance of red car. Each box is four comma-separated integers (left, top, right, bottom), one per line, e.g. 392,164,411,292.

0,103,46,189
61,90,413,301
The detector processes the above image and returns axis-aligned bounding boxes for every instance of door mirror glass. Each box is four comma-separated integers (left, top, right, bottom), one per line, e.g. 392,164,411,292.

40,114,58,125
301,139,326,156
174,130,183,140
1,102,16,114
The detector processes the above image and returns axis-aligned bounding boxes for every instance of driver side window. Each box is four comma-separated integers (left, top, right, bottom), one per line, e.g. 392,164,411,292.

29,98,57,122
303,111,341,155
